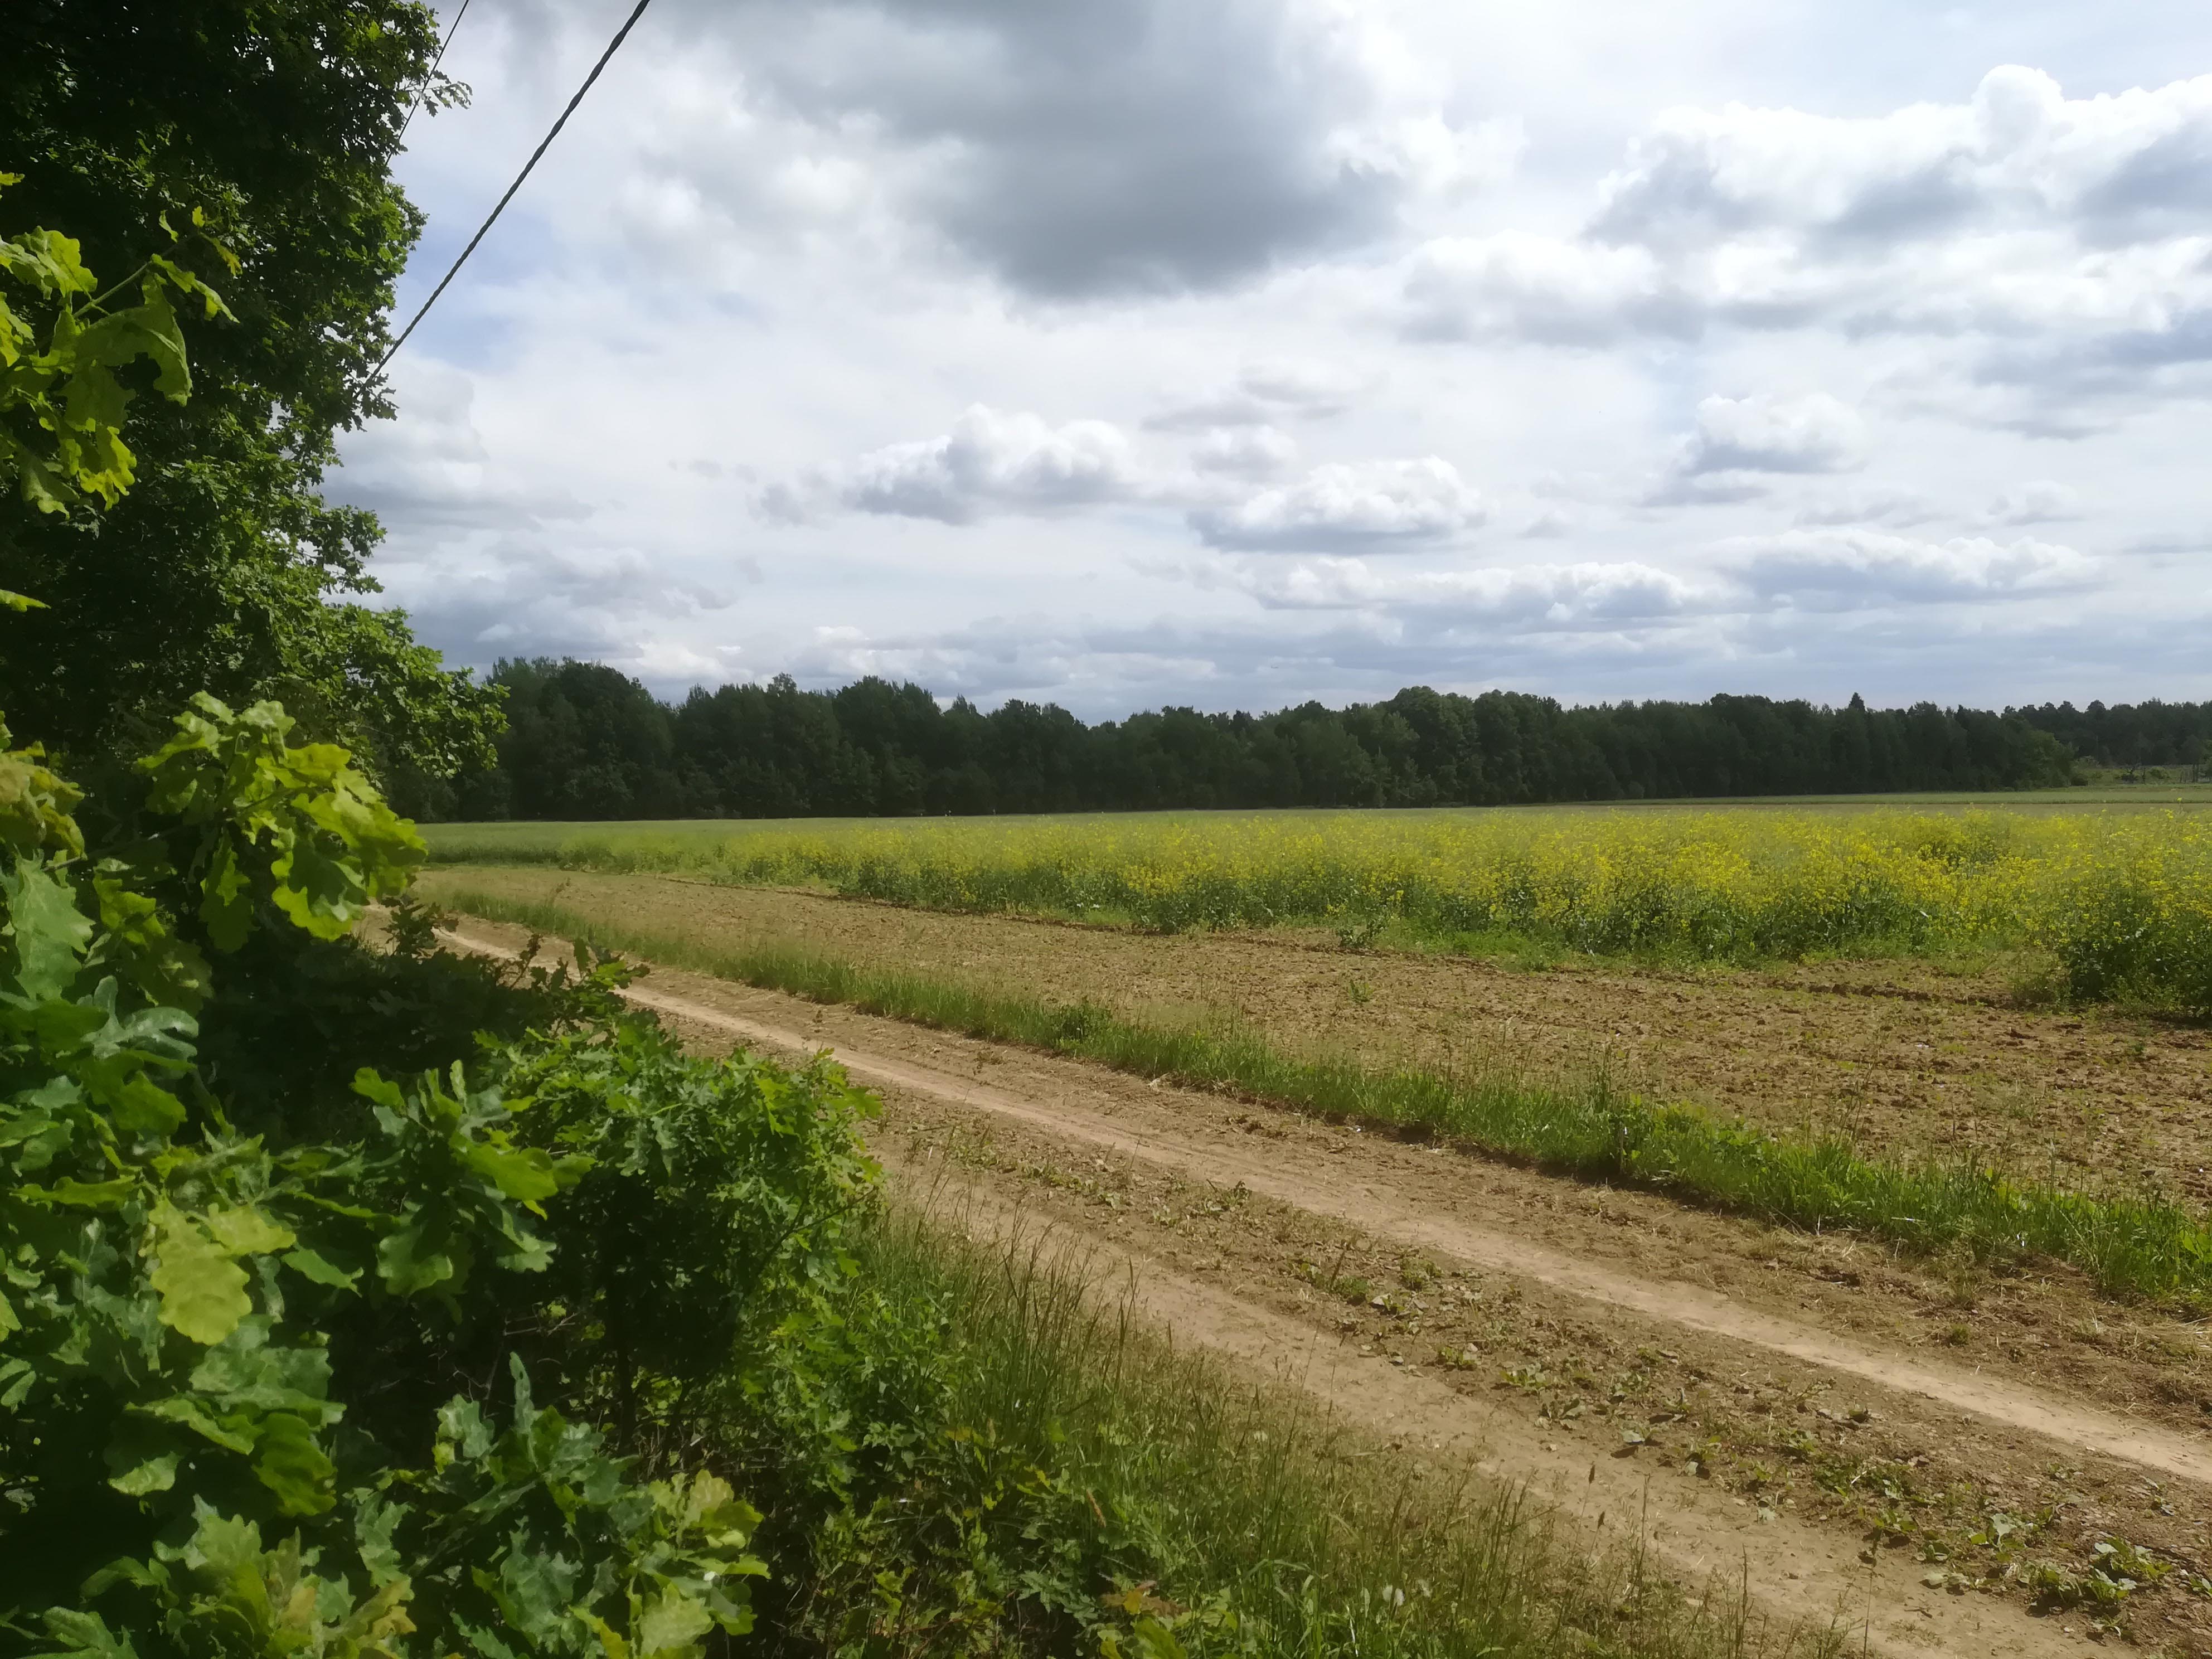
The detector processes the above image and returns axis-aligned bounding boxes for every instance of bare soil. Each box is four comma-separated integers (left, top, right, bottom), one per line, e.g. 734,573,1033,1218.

444,911,2212,1654
421,868,2212,1196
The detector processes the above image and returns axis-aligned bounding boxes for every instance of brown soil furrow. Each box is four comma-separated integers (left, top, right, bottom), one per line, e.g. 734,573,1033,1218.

909,1175,2079,1659
420,867,2212,1188
449,922,2212,1491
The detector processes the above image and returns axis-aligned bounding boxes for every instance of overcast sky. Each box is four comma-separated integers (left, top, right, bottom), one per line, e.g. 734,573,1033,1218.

331,0,2212,717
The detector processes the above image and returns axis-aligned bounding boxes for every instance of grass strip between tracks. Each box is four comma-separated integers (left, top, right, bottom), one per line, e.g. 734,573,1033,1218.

442,887,2212,1307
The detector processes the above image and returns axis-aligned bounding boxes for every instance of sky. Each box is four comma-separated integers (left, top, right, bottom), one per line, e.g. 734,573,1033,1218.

329,0,2212,719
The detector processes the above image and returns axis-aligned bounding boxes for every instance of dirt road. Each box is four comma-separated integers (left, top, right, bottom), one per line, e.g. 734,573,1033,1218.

447,918,2212,1655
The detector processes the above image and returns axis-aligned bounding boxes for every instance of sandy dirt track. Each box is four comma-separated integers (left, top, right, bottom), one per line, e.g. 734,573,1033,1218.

443,916,2212,1653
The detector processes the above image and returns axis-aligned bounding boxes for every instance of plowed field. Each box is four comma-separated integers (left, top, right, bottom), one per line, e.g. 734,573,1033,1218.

423,872,2212,1654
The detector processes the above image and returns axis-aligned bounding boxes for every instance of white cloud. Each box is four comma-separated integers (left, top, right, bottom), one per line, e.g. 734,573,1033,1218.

1190,425,1301,478
1191,457,1486,550
1147,358,1376,430
1792,486,1941,527
360,6,2212,716
1723,529,2098,608
1983,480,2082,524
1223,555,1703,624
1678,392,1869,475
1590,66,2212,247
1403,232,1691,345
1397,68,2212,406
764,406,1144,524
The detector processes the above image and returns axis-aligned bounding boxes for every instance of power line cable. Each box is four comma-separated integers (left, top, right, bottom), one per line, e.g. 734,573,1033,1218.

396,0,474,147
376,0,654,375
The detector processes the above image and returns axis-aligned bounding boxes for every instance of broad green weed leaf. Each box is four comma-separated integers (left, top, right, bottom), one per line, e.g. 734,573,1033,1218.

148,1202,251,1344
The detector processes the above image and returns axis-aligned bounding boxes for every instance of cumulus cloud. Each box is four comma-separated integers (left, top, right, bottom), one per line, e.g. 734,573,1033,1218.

1397,67,2212,404
763,405,1144,524
1590,66,2212,248
1639,392,1867,508
640,0,1516,297
1677,392,1869,475
1723,528,2098,608
1190,457,1486,550
1222,555,1702,624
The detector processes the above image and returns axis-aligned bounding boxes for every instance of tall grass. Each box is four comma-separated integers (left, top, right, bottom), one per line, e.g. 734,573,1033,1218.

833,1201,1838,1659
426,808,2212,1012
441,887,2212,1306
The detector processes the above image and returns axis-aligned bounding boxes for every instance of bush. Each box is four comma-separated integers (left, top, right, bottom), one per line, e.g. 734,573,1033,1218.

0,700,789,1659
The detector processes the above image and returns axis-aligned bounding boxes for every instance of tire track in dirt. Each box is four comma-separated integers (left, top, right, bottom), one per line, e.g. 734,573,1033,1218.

445,921,2200,1652
901,1173,2078,1659
446,926,2212,1493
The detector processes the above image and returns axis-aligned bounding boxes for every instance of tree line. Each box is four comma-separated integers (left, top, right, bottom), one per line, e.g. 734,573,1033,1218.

406,658,2212,822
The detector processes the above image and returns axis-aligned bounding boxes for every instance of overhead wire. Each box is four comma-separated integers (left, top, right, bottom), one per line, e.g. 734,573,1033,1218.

396,0,474,147
376,0,656,375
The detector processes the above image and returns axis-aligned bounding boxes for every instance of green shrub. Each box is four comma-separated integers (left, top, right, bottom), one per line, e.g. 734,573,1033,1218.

0,701,769,1659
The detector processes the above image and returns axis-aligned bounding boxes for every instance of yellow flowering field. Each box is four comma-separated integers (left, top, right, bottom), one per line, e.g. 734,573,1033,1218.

438,807,2212,1011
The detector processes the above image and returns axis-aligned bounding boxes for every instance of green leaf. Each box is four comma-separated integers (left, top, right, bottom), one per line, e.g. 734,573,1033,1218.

140,1394,256,1454
105,1422,182,1495
38,1609,139,1659
1,588,45,611
280,1247,360,1291
463,1139,562,1206
633,1589,715,1659
377,1222,455,1297
250,1410,336,1516
147,1202,251,1345
2,856,94,997
198,838,254,953
46,1176,136,1209
202,1204,296,1258
113,1074,186,1138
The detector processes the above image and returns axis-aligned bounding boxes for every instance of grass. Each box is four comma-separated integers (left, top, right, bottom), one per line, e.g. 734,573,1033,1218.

440,885,2212,1307
825,1197,1840,1659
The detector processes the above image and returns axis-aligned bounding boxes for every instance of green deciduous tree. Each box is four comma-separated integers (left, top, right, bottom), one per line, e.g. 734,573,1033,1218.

0,0,496,785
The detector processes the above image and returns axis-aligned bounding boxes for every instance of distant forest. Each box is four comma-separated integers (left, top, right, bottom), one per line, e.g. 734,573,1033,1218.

405,658,2212,822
